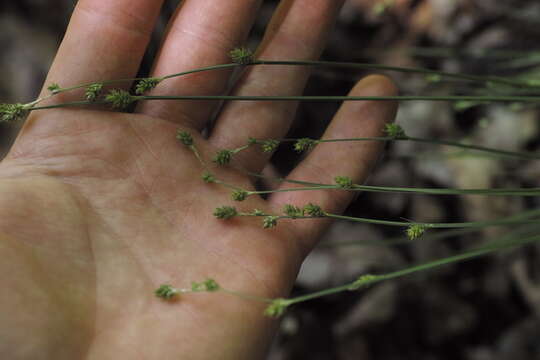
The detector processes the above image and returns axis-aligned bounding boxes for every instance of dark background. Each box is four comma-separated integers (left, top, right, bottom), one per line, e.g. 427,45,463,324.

1,1,540,359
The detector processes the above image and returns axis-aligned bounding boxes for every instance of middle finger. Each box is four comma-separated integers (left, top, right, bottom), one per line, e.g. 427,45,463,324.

137,0,262,130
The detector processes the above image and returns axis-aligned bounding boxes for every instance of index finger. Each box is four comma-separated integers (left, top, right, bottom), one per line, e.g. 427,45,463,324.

40,0,164,102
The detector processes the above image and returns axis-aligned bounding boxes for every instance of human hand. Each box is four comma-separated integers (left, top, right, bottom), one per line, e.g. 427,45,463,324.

0,1,397,359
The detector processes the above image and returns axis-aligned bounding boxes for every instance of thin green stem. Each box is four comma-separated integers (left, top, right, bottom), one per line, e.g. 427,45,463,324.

231,144,251,154
31,100,104,110
285,231,540,305
160,63,240,80
321,224,540,247
23,58,538,110
244,171,540,197
29,58,539,109
403,47,540,60
28,95,540,114
189,145,206,168
239,207,540,229
214,179,243,191
252,59,532,88
28,63,242,107
406,136,540,160
249,184,540,197
324,209,540,228
319,227,480,247
133,95,540,102
286,283,355,305
219,288,274,303
273,136,540,160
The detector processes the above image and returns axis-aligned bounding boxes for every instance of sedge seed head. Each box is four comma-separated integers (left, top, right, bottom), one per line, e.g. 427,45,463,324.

192,278,220,292
384,123,407,139
105,89,134,109
229,47,254,65
335,176,354,189
406,224,426,240
294,138,317,152
47,83,61,94
0,103,28,123
264,299,289,318
283,204,303,218
232,190,248,202
155,284,179,300
203,279,220,292
261,139,280,153
202,172,216,183
176,130,194,146
303,203,324,217
214,206,238,220
135,78,161,95
213,150,233,165
263,216,279,229
85,83,103,102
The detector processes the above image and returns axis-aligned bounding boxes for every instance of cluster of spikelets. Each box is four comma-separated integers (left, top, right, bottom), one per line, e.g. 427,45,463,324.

3,45,518,320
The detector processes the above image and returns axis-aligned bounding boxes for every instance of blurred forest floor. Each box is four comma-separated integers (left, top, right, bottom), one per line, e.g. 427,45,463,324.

1,1,540,359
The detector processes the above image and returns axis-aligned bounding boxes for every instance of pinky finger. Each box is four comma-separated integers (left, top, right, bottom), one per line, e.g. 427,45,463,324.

268,75,398,251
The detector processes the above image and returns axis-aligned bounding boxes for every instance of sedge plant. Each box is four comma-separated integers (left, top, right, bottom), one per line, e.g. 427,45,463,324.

2,46,540,320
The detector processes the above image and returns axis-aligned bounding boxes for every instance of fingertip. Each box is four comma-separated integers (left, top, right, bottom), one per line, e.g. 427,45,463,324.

354,74,399,97
347,74,399,136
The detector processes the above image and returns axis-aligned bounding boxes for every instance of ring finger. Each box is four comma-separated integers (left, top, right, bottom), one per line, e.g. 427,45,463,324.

209,0,345,173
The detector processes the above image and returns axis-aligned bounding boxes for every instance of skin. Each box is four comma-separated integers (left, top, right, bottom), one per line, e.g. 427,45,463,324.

0,0,397,359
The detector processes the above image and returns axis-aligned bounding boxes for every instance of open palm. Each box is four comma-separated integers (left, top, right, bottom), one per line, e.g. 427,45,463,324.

0,1,396,359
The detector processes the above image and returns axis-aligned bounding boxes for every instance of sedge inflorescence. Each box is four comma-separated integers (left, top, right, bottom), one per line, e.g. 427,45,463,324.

85,83,103,102
2,46,533,321
0,103,28,123
135,78,161,95
229,47,254,65
105,89,135,109
155,284,180,300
